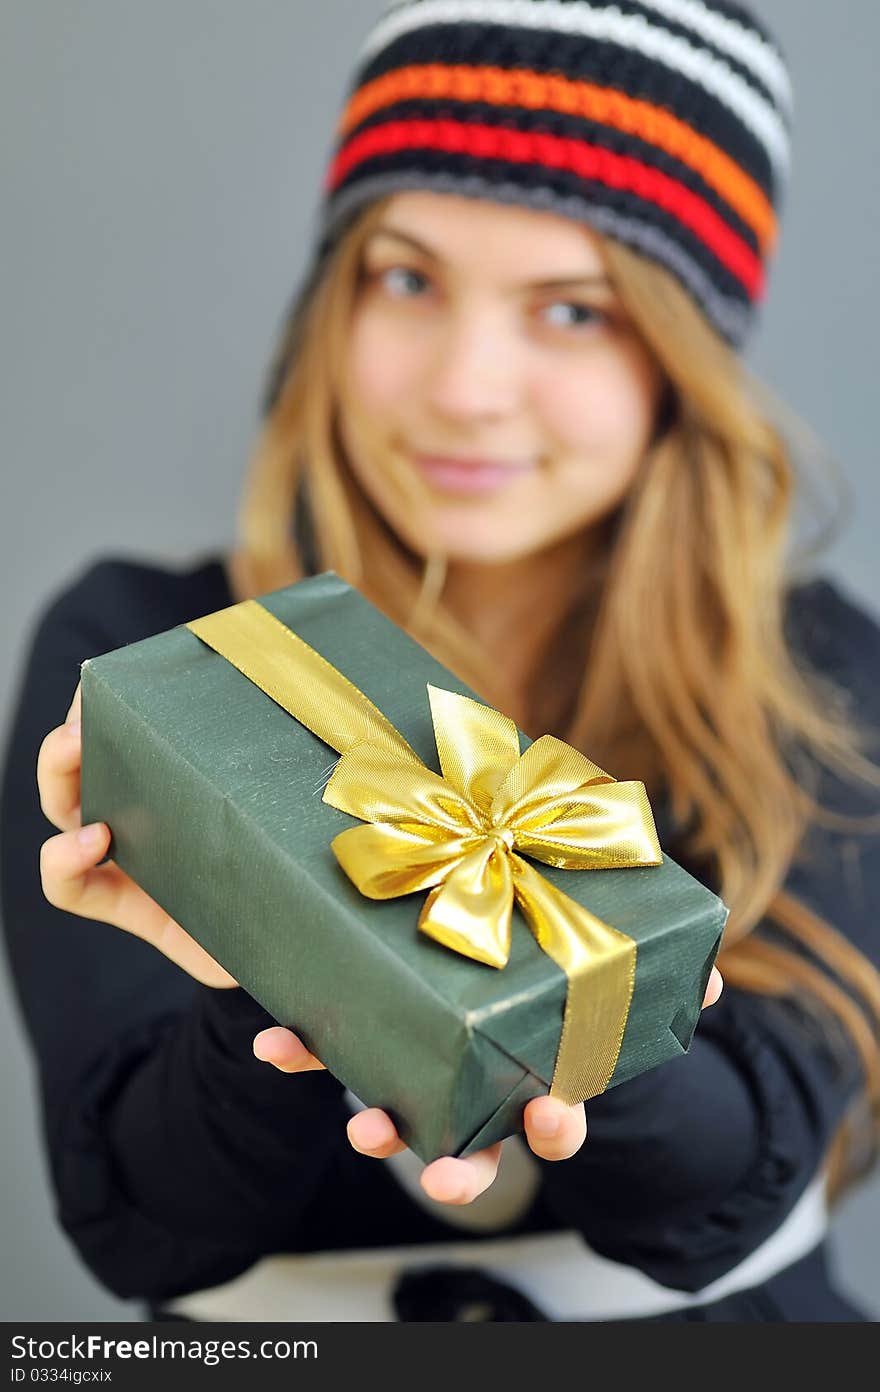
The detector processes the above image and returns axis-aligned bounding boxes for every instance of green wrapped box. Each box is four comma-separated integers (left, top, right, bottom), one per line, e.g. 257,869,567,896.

80,571,726,1164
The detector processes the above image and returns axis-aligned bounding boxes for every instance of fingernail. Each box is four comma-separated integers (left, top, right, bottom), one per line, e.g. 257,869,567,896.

530,1110,560,1138
65,719,81,738
77,823,104,846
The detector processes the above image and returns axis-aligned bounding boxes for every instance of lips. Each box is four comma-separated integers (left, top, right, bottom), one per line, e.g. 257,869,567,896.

411,453,538,497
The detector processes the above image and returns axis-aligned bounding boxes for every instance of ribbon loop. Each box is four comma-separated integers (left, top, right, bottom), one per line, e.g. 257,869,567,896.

331,821,481,900
491,734,615,829
419,839,515,969
511,780,664,870
427,684,521,817
324,739,480,835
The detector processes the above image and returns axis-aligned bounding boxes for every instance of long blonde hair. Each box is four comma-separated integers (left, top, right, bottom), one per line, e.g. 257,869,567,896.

234,195,880,1201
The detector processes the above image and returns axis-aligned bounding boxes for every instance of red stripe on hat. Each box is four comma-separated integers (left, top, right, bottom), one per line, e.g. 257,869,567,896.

326,118,764,300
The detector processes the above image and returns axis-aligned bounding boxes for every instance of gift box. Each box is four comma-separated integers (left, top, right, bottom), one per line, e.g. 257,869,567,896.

80,571,726,1164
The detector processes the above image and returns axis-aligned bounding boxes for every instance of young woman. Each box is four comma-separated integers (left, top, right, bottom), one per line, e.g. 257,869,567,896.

4,0,880,1322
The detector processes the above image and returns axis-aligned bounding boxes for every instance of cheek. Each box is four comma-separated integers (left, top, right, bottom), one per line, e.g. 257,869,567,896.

338,307,424,524
346,305,417,417
541,344,660,466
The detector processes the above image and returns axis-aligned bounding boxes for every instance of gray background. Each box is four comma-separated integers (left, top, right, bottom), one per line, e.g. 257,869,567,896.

1,1,877,1321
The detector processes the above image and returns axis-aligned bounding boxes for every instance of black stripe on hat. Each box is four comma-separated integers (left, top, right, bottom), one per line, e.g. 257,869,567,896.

350,21,781,198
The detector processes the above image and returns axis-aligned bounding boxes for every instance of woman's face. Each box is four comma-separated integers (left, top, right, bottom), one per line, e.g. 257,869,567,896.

339,191,664,565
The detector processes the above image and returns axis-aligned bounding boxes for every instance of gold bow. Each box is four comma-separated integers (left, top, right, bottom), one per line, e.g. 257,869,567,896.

186,598,663,1104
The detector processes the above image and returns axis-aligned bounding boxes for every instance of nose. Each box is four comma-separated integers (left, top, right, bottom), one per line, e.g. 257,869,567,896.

425,306,524,420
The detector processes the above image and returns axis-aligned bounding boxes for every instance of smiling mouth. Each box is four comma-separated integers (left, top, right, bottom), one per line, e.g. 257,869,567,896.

411,453,539,497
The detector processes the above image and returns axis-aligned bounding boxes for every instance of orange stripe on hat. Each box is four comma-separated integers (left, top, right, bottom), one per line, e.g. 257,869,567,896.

337,63,776,256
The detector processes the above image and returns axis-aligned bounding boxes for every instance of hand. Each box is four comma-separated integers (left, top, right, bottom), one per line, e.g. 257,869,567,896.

254,966,724,1206
37,680,238,989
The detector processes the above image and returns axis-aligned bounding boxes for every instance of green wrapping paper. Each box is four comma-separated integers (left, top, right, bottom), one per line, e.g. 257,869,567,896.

80,571,727,1163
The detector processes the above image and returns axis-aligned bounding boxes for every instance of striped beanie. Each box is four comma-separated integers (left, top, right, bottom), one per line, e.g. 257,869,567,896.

311,0,791,349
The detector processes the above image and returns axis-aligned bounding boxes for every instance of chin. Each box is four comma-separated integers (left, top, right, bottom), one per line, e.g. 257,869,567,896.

407,524,548,566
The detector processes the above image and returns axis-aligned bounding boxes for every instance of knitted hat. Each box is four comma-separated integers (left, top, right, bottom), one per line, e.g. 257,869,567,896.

310,0,791,349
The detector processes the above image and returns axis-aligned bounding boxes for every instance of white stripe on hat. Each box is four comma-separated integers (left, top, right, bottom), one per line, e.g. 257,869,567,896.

635,0,792,116
361,1,791,180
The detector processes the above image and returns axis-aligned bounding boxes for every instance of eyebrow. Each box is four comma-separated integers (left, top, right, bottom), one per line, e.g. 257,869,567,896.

367,226,613,291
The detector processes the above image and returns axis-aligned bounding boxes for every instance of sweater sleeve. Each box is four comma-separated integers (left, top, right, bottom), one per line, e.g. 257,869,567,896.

534,577,879,1291
0,558,361,1303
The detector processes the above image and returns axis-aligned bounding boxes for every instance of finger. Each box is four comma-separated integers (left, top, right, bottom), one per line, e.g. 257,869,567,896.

702,966,723,1009
39,824,113,915
420,1143,504,1204
39,824,237,987
523,1096,587,1161
346,1108,407,1159
252,1026,326,1073
37,722,84,832
40,823,160,931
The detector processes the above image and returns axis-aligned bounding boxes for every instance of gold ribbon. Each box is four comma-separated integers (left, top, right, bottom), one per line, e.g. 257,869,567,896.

186,599,663,1104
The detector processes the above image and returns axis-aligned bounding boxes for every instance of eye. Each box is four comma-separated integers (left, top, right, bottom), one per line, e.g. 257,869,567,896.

373,265,431,298
366,265,608,332
540,300,606,331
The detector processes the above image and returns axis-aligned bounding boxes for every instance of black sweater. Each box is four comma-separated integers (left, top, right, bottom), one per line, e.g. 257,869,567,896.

1,554,878,1311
